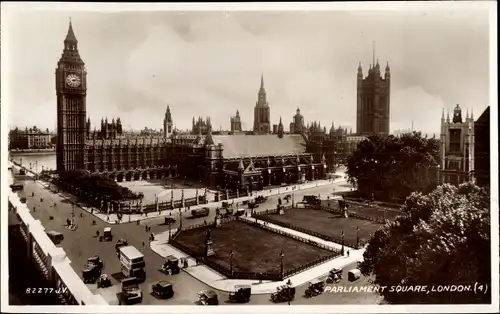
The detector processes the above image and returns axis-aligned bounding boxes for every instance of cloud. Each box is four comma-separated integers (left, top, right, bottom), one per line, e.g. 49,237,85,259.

3,9,490,135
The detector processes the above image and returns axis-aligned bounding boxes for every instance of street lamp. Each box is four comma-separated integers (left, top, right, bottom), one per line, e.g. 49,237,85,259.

280,249,284,279
341,230,345,256
356,226,359,248
230,249,235,275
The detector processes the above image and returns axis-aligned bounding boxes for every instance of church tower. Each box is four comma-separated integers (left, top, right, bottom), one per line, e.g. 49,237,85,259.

163,105,173,138
253,74,271,134
55,20,88,171
439,104,475,185
356,45,391,135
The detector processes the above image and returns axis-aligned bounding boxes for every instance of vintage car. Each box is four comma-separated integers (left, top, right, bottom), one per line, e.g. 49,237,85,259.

119,277,143,305
348,269,361,282
161,255,180,275
96,274,112,288
115,238,128,253
191,207,210,218
46,230,64,245
270,284,295,303
228,284,251,303
87,255,103,271
327,268,343,283
82,263,101,284
164,216,176,225
303,195,321,205
254,195,268,204
198,290,219,305
304,276,327,297
152,281,174,299
102,227,113,241
234,208,246,217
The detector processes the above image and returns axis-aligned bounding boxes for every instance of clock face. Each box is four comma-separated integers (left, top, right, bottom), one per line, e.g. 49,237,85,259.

66,74,81,88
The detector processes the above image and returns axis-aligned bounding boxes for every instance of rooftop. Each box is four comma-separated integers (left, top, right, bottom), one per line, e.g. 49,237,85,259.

211,134,306,159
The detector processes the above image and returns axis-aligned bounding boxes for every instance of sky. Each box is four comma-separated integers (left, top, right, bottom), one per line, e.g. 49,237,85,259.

1,5,492,135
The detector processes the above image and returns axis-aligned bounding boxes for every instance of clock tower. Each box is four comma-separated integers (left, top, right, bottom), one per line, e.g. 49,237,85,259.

55,20,88,171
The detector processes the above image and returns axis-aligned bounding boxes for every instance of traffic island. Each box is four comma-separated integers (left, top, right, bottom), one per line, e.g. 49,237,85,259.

170,218,340,281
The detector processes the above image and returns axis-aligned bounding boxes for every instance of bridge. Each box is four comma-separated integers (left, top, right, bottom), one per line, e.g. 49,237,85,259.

7,188,108,305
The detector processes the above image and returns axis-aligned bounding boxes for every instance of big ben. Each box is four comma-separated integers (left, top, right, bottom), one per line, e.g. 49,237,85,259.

55,20,87,171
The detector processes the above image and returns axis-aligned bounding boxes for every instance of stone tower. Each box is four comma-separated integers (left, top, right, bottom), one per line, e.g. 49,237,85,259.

55,20,88,171
356,48,391,135
230,110,242,132
439,104,475,185
164,106,173,138
253,74,271,134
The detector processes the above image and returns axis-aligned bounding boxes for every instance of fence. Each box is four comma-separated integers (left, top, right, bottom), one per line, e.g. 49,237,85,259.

319,203,394,224
256,208,365,249
170,215,341,281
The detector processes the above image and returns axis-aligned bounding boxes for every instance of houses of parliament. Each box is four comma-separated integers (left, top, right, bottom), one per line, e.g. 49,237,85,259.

56,21,392,190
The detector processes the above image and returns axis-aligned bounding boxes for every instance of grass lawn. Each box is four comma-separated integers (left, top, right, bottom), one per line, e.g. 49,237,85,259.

173,220,334,274
259,208,384,247
322,199,402,221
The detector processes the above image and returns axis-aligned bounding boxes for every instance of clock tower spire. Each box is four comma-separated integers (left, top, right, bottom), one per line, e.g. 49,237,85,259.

56,19,88,171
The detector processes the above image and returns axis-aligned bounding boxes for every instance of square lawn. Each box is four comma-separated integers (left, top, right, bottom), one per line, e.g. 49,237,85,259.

260,208,383,247
321,199,402,221
173,220,334,274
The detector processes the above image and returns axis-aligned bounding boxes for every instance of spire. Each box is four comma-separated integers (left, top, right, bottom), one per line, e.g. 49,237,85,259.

260,73,264,90
65,18,78,43
385,61,390,71
238,159,245,171
471,107,474,120
372,41,376,66
441,108,445,120
466,108,469,119
358,62,362,71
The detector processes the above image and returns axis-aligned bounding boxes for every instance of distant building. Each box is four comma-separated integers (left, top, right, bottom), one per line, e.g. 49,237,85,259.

439,104,475,185
230,110,242,133
356,59,391,136
9,126,52,150
474,106,490,187
191,116,212,135
253,74,271,134
290,108,305,134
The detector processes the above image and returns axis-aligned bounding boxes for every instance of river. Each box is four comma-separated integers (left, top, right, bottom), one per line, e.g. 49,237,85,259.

9,152,57,173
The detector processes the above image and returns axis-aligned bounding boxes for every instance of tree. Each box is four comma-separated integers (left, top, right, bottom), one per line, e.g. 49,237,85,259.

346,132,440,202
359,182,491,304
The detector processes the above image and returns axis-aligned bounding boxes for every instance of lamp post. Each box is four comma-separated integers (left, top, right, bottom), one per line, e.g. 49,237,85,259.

341,230,345,256
230,249,234,275
280,249,284,279
179,211,183,230
356,226,359,248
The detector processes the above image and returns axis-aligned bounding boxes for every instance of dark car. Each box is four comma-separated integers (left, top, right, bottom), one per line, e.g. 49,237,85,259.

228,284,251,303
115,239,128,253
97,274,112,288
161,255,180,275
152,281,174,299
198,290,219,305
87,255,104,271
83,264,101,284
164,217,176,225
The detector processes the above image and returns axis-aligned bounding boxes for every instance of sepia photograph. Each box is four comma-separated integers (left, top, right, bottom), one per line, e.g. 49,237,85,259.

1,2,498,313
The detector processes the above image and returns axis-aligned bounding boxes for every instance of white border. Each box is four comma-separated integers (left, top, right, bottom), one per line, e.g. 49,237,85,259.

1,1,498,314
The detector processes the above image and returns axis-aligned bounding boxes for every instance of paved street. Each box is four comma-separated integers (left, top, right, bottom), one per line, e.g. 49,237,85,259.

13,170,382,305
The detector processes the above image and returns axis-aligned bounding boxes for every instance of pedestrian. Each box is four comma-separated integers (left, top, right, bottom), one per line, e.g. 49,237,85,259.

347,250,350,258
106,216,109,222
142,241,145,248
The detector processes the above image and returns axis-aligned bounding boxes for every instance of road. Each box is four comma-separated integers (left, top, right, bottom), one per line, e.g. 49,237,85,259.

13,171,382,305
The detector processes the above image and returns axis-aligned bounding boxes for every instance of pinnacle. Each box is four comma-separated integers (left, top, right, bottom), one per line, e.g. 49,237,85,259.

65,19,78,43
